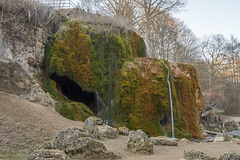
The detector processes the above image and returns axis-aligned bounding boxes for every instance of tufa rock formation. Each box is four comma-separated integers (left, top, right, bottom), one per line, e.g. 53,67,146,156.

127,129,153,154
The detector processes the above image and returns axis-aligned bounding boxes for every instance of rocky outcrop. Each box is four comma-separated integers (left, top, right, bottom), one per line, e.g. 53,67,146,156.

83,117,100,138
0,23,55,109
219,153,240,160
98,125,118,139
150,136,178,146
38,128,116,159
27,149,70,160
127,130,153,154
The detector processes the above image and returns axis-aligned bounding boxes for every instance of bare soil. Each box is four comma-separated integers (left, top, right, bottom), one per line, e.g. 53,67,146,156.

1,92,240,160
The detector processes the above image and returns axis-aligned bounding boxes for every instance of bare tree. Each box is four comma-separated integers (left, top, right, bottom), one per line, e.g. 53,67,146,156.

200,34,227,91
135,0,186,55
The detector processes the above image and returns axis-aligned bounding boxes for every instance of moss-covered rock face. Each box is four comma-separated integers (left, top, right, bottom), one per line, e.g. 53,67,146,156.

44,20,203,139
170,62,204,139
44,20,146,120
116,59,204,138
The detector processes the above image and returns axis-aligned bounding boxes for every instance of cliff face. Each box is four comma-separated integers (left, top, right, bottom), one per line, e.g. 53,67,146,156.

0,23,55,108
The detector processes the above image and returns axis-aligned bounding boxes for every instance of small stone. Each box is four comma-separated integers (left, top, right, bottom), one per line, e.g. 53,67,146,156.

92,116,104,125
83,116,100,138
219,152,240,160
98,125,118,139
150,136,178,146
27,149,70,160
127,130,153,154
231,138,240,145
183,150,212,160
117,127,130,136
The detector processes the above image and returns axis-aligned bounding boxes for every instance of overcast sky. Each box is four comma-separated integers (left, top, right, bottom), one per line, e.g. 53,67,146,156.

71,0,240,39
173,0,240,39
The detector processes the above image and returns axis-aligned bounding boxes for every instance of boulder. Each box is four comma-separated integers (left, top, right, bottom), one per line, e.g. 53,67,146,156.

219,153,240,160
93,116,104,125
98,125,118,139
225,121,238,131
231,138,240,145
127,130,153,154
117,127,130,136
183,150,213,160
83,116,100,138
27,149,70,160
150,136,178,146
40,128,116,159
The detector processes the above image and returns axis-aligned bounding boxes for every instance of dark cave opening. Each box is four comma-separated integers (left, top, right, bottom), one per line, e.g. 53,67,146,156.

50,73,98,114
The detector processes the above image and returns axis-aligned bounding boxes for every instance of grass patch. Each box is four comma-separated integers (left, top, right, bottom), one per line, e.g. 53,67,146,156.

215,112,225,115
233,135,240,139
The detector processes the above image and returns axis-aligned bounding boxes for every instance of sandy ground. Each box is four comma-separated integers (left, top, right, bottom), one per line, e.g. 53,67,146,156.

1,92,240,160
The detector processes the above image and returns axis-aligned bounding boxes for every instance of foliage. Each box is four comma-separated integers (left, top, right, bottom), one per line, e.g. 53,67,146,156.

57,102,93,121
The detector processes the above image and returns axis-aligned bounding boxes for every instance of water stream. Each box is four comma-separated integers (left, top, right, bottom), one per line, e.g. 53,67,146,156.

160,60,175,138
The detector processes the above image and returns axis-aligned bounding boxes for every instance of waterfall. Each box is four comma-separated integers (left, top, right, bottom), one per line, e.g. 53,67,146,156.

143,39,150,57
94,92,105,113
160,60,175,138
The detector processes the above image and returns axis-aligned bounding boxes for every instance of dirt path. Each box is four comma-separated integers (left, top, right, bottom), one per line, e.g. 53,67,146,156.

1,92,240,160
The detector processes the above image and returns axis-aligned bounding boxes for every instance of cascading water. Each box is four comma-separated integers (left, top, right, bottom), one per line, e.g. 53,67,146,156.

160,60,175,138
143,38,174,138
143,39,150,57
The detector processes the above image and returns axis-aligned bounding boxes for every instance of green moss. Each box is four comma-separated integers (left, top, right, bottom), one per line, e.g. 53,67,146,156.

57,102,93,121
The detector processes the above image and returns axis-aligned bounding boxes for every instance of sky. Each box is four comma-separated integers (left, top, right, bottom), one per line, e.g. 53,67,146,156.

71,0,240,39
173,0,240,39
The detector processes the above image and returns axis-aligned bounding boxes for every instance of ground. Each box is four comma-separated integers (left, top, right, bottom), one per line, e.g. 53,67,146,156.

0,92,240,160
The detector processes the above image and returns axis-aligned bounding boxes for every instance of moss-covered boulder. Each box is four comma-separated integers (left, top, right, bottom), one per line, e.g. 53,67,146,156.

115,58,204,138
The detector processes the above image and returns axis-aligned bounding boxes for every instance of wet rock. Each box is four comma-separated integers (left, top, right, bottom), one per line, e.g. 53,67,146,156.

83,116,100,138
150,136,178,146
219,152,240,160
225,121,238,131
183,150,213,160
117,127,130,136
93,116,104,125
98,125,118,139
27,149,70,160
127,130,153,154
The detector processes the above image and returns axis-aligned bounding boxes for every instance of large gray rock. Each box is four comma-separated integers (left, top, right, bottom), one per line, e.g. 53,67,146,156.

127,130,153,154
27,149,70,160
83,117,100,138
150,136,178,146
98,125,118,139
40,128,116,159
219,153,240,160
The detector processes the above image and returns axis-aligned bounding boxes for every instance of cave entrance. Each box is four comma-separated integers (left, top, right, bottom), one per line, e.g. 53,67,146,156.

51,73,99,114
